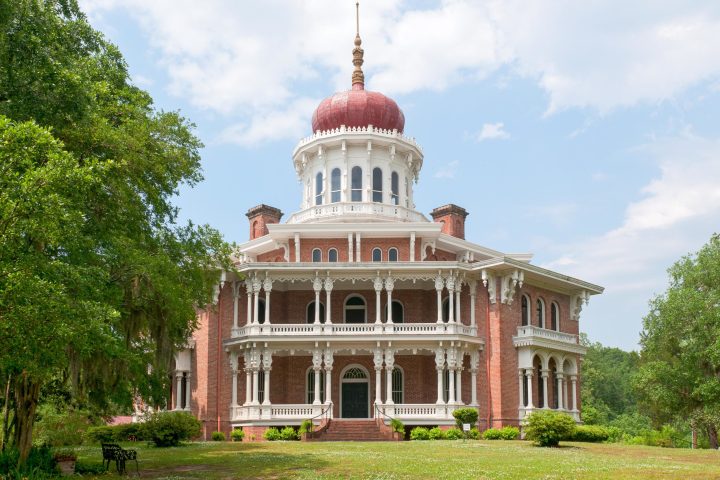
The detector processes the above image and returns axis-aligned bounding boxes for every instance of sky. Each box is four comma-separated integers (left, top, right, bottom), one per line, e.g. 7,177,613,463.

79,0,720,351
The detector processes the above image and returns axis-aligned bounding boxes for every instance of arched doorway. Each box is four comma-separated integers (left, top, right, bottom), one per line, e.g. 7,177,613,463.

340,365,370,418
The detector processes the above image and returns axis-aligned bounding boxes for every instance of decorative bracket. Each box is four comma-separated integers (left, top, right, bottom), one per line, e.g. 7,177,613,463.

500,270,524,305
481,269,496,304
570,290,590,320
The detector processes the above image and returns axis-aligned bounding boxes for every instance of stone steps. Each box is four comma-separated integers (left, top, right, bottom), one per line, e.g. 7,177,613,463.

313,419,395,441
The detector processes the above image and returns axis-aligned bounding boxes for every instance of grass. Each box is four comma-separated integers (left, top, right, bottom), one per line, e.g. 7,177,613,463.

74,440,720,479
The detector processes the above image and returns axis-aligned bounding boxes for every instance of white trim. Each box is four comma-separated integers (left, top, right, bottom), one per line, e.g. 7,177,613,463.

311,248,322,262
327,247,339,263
388,247,399,262
371,247,382,262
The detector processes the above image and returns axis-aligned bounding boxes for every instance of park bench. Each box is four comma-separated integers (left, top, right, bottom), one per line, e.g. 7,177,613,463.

101,442,139,475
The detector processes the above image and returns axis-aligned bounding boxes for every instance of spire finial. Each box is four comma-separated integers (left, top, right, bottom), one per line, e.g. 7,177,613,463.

352,2,365,90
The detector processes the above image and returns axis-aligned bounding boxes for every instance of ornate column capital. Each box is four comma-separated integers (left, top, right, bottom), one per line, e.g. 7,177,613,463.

384,348,395,369
262,350,273,371
252,276,262,293
446,347,457,369
373,348,384,370
384,276,395,292
434,348,446,370
373,276,384,293
434,274,445,292
312,349,323,371
324,349,334,370
313,277,324,293
244,278,253,293
446,275,456,292
263,277,273,293
232,280,241,298
324,277,334,292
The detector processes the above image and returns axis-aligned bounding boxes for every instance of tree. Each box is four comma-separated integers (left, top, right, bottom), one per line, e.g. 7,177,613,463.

0,0,232,462
636,234,720,449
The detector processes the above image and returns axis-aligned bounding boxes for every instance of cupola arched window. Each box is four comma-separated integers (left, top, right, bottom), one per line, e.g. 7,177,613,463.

331,168,341,203
521,295,530,326
551,302,559,331
351,166,363,202
388,248,398,262
391,172,399,205
536,298,546,329
328,248,338,262
344,295,366,323
372,248,382,262
372,167,383,202
315,172,323,205
312,248,322,262
307,301,326,324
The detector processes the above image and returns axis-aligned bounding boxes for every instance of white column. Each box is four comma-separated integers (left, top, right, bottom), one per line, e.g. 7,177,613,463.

556,373,564,410
525,370,535,408
470,351,479,406
455,282,462,324
570,375,578,411
355,233,362,262
469,280,477,330
251,369,260,405
184,373,191,410
373,349,383,405
312,350,322,405
263,278,272,325
385,277,394,324
456,366,463,405
262,351,272,405
324,350,334,404
294,233,300,263
244,351,251,406
245,279,252,326
175,372,183,410
409,232,416,262
447,349,457,405
447,276,455,323
348,233,354,262
374,277,383,324
435,348,445,404
230,352,239,407
435,275,444,323
542,370,550,409
385,349,395,404
518,369,525,408
232,282,240,329
252,277,261,324
563,376,568,411
324,278,333,324
313,278,323,324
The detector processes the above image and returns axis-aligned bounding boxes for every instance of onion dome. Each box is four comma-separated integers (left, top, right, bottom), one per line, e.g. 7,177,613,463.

311,3,405,134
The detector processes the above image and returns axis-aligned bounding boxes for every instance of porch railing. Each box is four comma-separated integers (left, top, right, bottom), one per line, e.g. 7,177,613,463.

231,322,478,339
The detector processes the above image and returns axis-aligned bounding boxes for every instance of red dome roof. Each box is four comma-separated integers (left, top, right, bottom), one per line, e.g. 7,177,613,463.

311,86,405,134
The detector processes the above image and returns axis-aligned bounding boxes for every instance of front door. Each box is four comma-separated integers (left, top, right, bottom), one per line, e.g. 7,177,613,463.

342,382,369,418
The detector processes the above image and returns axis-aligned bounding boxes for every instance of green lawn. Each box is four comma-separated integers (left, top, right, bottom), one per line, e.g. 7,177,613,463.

75,440,720,479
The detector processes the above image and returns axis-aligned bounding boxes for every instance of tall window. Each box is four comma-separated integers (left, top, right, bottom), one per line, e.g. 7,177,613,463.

391,172,399,205
258,370,265,403
443,369,450,403
536,299,546,328
344,296,366,323
521,295,530,326
312,248,322,262
315,172,323,205
392,368,403,404
386,300,403,323
551,302,559,331
306,368,325,404
537,364,544,408
328,248,338,262
372,248,382,262
257,299,266,325
442,297,450,323
388,247,398,262
331,168,341,203
351,166,363,201
307,301,326,324
372,167,383,202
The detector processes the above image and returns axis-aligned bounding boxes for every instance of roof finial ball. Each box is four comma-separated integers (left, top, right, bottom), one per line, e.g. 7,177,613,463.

352,2,365,90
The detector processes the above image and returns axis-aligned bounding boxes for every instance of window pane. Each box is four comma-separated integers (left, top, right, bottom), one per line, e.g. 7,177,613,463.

258,371,265,403
536,300,544,328
372,248,381,262
312,249,321,262
391,301,403,323
388,248,398,262
257,299,265,324
372,167,382,202
331,168,341,203
391,172,399,205
521,296,529,326
351,167,362,201
328,249,338,262
392,368,403,404
315,172,323,205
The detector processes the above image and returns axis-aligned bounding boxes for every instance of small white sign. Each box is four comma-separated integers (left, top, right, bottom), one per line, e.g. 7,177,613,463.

462,423,471,431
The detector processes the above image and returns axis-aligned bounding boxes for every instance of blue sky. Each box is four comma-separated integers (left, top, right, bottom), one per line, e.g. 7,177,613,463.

80,1,720,351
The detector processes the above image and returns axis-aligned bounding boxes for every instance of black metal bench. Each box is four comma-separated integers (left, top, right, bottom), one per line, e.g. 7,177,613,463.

101,442,139,475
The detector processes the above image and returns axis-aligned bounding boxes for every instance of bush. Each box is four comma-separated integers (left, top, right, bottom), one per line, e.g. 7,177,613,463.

85,426,115,444
231,428,245,441
453,408,479,430
0,446,56,478
140,411,202,447
524,411,577,447
280,426,299,441
467,427,481,440
410,427,430,440
74,461,107,475
33,405,97,447
85,422,143,444
571,425,611,443
264,427,281,441
428,427,446,440
390,418,405,435
299,420,314,435
211,431,226,441
445,428,464,440
483,426,520,440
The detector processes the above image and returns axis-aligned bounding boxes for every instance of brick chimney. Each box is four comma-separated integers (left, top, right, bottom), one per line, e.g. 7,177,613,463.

246,204,283,240
431,204,469,239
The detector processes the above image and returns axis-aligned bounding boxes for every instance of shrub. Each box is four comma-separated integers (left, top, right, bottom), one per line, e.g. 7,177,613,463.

467,427,481,440
211,431,226,441
483,426,520,440
428,427,446,440
263,427,281,441
524,411,577,447
140,411,202,447
280,426,299,441
445,428,464,440
0,446,56,478
299,420,314,435
390,418,405,435
85,426,115,444
33,405,97,447
571,425,610,443
452,408,479,430
74,461,107,475
231,428,245,442
85,423,143,444
410,427,430,440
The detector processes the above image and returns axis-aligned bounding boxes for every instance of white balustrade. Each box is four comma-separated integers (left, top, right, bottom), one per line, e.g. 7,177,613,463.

230,322,482,340
286,202,427,224
515,325,578,344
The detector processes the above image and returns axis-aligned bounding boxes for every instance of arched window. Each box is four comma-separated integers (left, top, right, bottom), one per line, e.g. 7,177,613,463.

388,247,398,262
521,295,530,326
331,168,341,203
443,369,451,403
551,302,559,331
372,167,383,202
372,248,382,262
312,248,322,262
351,166,363,202
391,172,399,205
258,370,265,403
306,301,326,324
328,248,338,262
442,297,450,323
257,299,266,325
385,300,403,323
392,367,404,403
315,172,323,205
536,298,546,329
344,295,366,323
306,367,325,404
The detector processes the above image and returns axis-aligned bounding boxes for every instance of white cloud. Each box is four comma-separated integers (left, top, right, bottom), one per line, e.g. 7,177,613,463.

476,122,510,142
434,160,459,179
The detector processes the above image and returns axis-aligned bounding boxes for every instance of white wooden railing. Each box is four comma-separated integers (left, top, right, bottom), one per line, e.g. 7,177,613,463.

515,325,578,344
231,322,478,339
286,202,427,224
231,403,467,423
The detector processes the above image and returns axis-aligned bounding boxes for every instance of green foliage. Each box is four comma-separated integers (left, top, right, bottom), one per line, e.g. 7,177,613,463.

211,431,225,441
482,426,520,440
298,420,314,435
571,425,611,443
428,427,446,440
445,428,464,440
74,460,107,475
279,427,299,441
609,412,653,437
140,412,201,447
524,411,577,447
390,418,405,435
452,408,479,429
263,428,281,441
85,423,142,444
33,405,97,447
467,427,481,440
230,428,245,442
410,427,430,440
0,446,56,477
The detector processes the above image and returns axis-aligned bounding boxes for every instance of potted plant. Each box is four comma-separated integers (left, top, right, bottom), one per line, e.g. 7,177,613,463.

54,449,77,476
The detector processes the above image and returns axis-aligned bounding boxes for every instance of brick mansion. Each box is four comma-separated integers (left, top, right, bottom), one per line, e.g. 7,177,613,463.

170,15,603,441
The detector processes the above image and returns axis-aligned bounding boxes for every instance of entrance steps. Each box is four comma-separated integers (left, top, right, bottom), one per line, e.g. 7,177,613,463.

312,419,397,441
